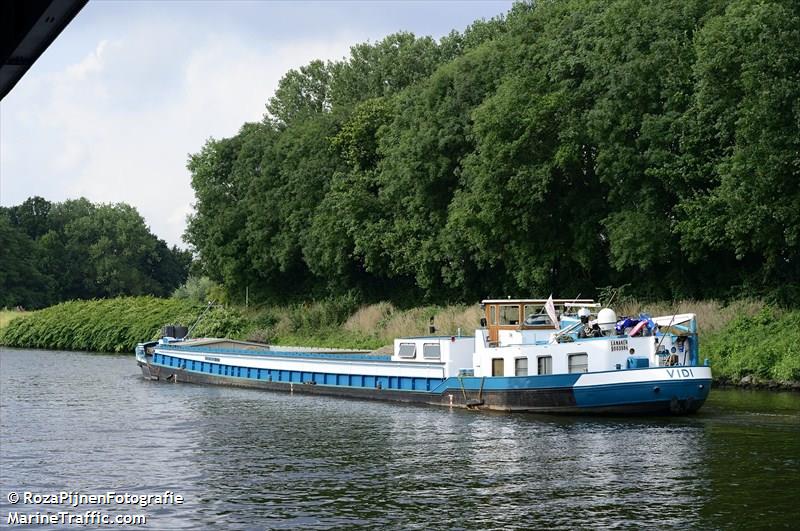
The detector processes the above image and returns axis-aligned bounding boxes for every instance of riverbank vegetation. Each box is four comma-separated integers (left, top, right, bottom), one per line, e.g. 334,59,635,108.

0,298,183,352
2,297,797,385
0,296,472,352
0,309,25,330
703,308,800,385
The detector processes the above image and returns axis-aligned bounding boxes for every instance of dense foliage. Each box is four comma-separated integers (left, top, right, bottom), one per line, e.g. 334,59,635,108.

0,296,361,352
704,307,800,382
0,197,191,308
0,297,245,352
0,298,194,352
186,0,799,306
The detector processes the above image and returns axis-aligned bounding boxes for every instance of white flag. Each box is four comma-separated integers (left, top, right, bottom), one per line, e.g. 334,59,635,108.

544,295,559,330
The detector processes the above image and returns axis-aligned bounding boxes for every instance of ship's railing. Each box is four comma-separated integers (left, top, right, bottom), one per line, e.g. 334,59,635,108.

164,344,393,362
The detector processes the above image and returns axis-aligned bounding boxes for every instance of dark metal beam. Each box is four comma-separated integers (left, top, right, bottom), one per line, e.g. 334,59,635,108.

1,0,88,101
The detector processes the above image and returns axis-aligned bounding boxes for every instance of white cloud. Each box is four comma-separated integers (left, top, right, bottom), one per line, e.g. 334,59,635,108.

65,39,108,80
1,22,359,246
1,1,512,246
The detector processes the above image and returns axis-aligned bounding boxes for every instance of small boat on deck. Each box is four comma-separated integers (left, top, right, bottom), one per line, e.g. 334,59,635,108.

136,298,711,415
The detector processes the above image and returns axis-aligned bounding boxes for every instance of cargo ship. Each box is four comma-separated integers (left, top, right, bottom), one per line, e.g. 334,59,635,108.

136,298,711,414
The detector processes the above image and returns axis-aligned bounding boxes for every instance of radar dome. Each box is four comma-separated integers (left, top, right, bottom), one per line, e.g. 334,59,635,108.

597,308,617,332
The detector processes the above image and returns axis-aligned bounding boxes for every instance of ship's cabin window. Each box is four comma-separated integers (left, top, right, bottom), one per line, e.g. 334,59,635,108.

515,357,528,376
523,304,556,327
568,353,588,373
422,343,441,360
398,343,416,359
490,305,497,325
537,356,552,375
499,305,520,326
492,358,505,376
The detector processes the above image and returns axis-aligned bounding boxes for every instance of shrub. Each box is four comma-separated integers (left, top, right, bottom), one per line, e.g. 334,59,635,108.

343,302,396,333
0,297,247,353
172,276,223,304
703,307,800,382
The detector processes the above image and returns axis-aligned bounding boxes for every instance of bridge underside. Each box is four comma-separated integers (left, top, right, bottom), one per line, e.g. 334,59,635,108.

1,0,87,100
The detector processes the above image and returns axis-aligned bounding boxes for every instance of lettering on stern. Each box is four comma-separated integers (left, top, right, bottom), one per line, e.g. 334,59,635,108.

665,368,694,378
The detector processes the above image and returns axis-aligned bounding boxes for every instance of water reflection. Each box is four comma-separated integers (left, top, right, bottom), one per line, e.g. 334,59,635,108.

1,349,798,530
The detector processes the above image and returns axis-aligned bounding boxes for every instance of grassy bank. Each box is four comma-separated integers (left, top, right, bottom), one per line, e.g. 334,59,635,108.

250,300,481,350
1,297,797,385
702,307,800,384
0,309,26,330
0,298,247,353
0,297,480,352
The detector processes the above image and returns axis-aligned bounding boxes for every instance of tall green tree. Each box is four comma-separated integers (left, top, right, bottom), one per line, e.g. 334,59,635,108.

186,126,264,300
676,0,800,301
3,197,188,306
0,214,54,308
7,196,53,239
184,0,800,306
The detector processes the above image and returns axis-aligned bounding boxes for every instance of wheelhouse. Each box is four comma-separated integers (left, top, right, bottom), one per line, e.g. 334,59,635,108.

481,298,595,345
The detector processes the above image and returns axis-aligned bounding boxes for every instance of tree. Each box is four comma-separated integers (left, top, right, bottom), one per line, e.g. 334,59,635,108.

183,0,800,306
3,196,189,305
267,60,332,126
185,126,263,300
7,196,52,239
0,214,54,308
330,32,447,109
676,0,800,301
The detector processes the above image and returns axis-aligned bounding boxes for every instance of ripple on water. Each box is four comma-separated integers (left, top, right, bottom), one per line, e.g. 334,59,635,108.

1,348,799,530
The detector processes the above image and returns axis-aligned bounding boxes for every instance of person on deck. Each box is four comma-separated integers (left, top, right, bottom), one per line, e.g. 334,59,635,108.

577,308,593,338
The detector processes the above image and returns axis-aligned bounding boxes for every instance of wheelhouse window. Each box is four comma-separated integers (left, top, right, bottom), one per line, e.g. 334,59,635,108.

499,305,520,325
568,353,588,373
422,343,441,360
398,343,416,359
490,305,497,325
523,304,556,327
537,356,552,375
515,357,528,376
492,358,505,376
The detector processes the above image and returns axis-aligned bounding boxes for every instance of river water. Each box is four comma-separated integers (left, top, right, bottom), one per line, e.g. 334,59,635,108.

1,348,798,530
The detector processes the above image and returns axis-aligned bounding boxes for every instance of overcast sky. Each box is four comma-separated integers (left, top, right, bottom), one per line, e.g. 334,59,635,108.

0,0,513,247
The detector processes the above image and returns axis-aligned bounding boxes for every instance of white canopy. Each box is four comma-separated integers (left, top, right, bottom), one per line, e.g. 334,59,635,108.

652,313,695,327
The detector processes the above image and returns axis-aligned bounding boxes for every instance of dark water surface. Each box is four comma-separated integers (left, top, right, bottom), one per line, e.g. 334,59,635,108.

1,348,798,530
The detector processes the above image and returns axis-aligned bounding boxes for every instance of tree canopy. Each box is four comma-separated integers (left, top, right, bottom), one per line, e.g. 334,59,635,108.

1,197,190,308
185,0,800,306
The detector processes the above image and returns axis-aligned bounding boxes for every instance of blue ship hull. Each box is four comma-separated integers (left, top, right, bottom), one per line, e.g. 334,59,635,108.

139,351,710,415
